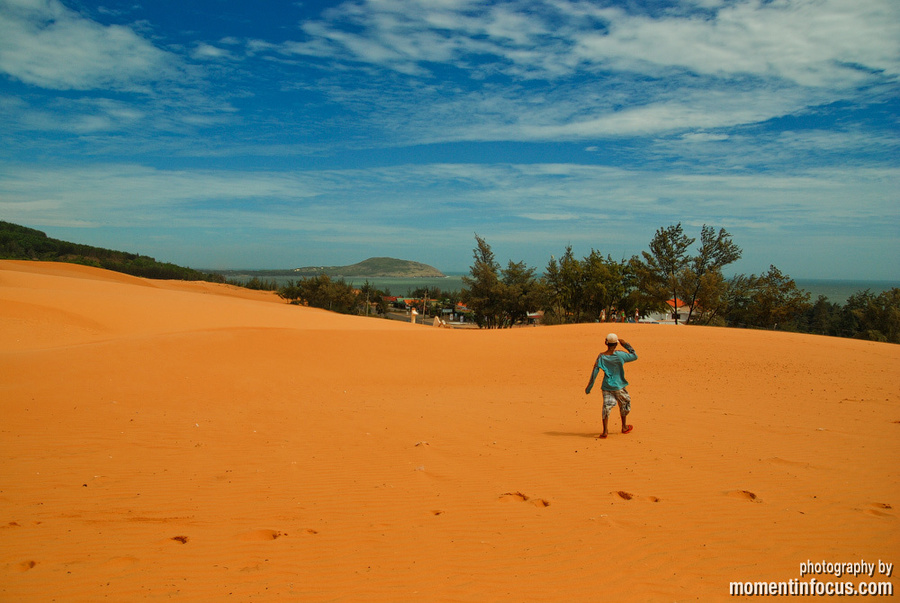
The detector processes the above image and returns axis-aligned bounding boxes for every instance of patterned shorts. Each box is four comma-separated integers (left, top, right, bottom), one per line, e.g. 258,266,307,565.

602,388,631,418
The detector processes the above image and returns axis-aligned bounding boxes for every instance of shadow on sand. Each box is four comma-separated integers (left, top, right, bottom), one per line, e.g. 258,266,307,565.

544,431,601,439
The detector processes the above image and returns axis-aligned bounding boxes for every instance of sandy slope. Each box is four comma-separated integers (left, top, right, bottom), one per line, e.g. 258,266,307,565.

1,260,897,602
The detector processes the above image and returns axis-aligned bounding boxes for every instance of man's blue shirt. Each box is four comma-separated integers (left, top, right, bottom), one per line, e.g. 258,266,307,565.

586,344,637,392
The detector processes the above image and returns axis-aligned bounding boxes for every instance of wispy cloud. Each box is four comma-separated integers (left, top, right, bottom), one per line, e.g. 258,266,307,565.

3,160,894,234
570,0,900,87
191,43,237,62
5,160,894,274
3,0,896,148
241,0,899,145
0,0,238,143
0,0,896,277
282,0,898,85
0,0,183,91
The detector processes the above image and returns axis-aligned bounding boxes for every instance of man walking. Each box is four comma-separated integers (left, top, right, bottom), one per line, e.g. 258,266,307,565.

585,333,638,438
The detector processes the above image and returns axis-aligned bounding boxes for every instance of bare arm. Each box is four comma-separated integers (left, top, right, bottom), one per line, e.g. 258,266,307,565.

585,359,600,394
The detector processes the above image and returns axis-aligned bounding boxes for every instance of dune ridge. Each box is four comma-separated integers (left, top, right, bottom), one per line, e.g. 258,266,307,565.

1,260,897,601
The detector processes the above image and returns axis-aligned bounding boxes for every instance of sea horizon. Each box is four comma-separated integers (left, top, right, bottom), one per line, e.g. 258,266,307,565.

792,278,897,304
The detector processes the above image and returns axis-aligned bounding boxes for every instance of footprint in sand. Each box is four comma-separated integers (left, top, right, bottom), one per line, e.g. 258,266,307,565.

101,556,139,569
862,502,894,519
611,491,660,502
499,492,551,507
727,489,762,503
499,491,529,503
238,529,286,541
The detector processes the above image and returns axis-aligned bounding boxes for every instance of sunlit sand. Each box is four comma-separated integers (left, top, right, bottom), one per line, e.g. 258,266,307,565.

1,260,897,601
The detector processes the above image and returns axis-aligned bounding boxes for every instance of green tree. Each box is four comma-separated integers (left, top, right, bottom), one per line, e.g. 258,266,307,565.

0,221,225,283
543,251,568,323
723,266,811,330
242,276,279,291
543,246,587,323
720,274,756,328
581,250,612,321
841,288,900,343
801,295,841,336
498,260,546,327
754,266,811,330
683,225,742,324
640,223,695,324
359,280,389,316
278,275,358,314
542,254,563,322
689,269,731,326
582,251,636,321
461,235,503,328
543,247,636,324
872,288,900,343
462,235,544,328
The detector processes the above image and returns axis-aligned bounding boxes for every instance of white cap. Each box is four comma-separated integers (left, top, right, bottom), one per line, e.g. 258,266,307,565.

605,333,618,344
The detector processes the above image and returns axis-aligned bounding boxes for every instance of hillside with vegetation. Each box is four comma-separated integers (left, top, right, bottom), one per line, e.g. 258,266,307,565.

215,258,445,282
292,257,445,278
0,221,224,283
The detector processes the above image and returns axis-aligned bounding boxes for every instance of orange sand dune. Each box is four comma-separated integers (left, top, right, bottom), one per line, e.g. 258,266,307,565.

1,260,897,602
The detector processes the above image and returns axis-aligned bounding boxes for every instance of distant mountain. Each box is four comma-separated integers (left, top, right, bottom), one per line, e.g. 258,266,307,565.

293,257,445,278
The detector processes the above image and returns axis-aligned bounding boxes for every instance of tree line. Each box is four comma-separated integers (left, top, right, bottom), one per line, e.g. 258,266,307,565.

266,224,897,343
275,275,459,320
0,221,225,283
459,226,899,343
14,217,888,342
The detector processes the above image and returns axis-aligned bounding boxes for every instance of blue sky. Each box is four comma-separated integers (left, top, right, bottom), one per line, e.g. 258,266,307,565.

1,0,898,279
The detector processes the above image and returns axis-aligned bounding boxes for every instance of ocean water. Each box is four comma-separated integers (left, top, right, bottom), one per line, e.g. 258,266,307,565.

794,279,897,305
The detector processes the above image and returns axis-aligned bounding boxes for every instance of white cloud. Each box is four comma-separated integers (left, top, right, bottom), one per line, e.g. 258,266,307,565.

344,79,819,145
681,132,730,143
282,0,899,87
21,97,147,133
191,43,235,61
4,0,892,148
4,161,894,230
0,0,181,91
258,0,899,145
654,125,900,171
0,1,895,278
3,160,896,276
572,0,900,88
519,212,580,221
